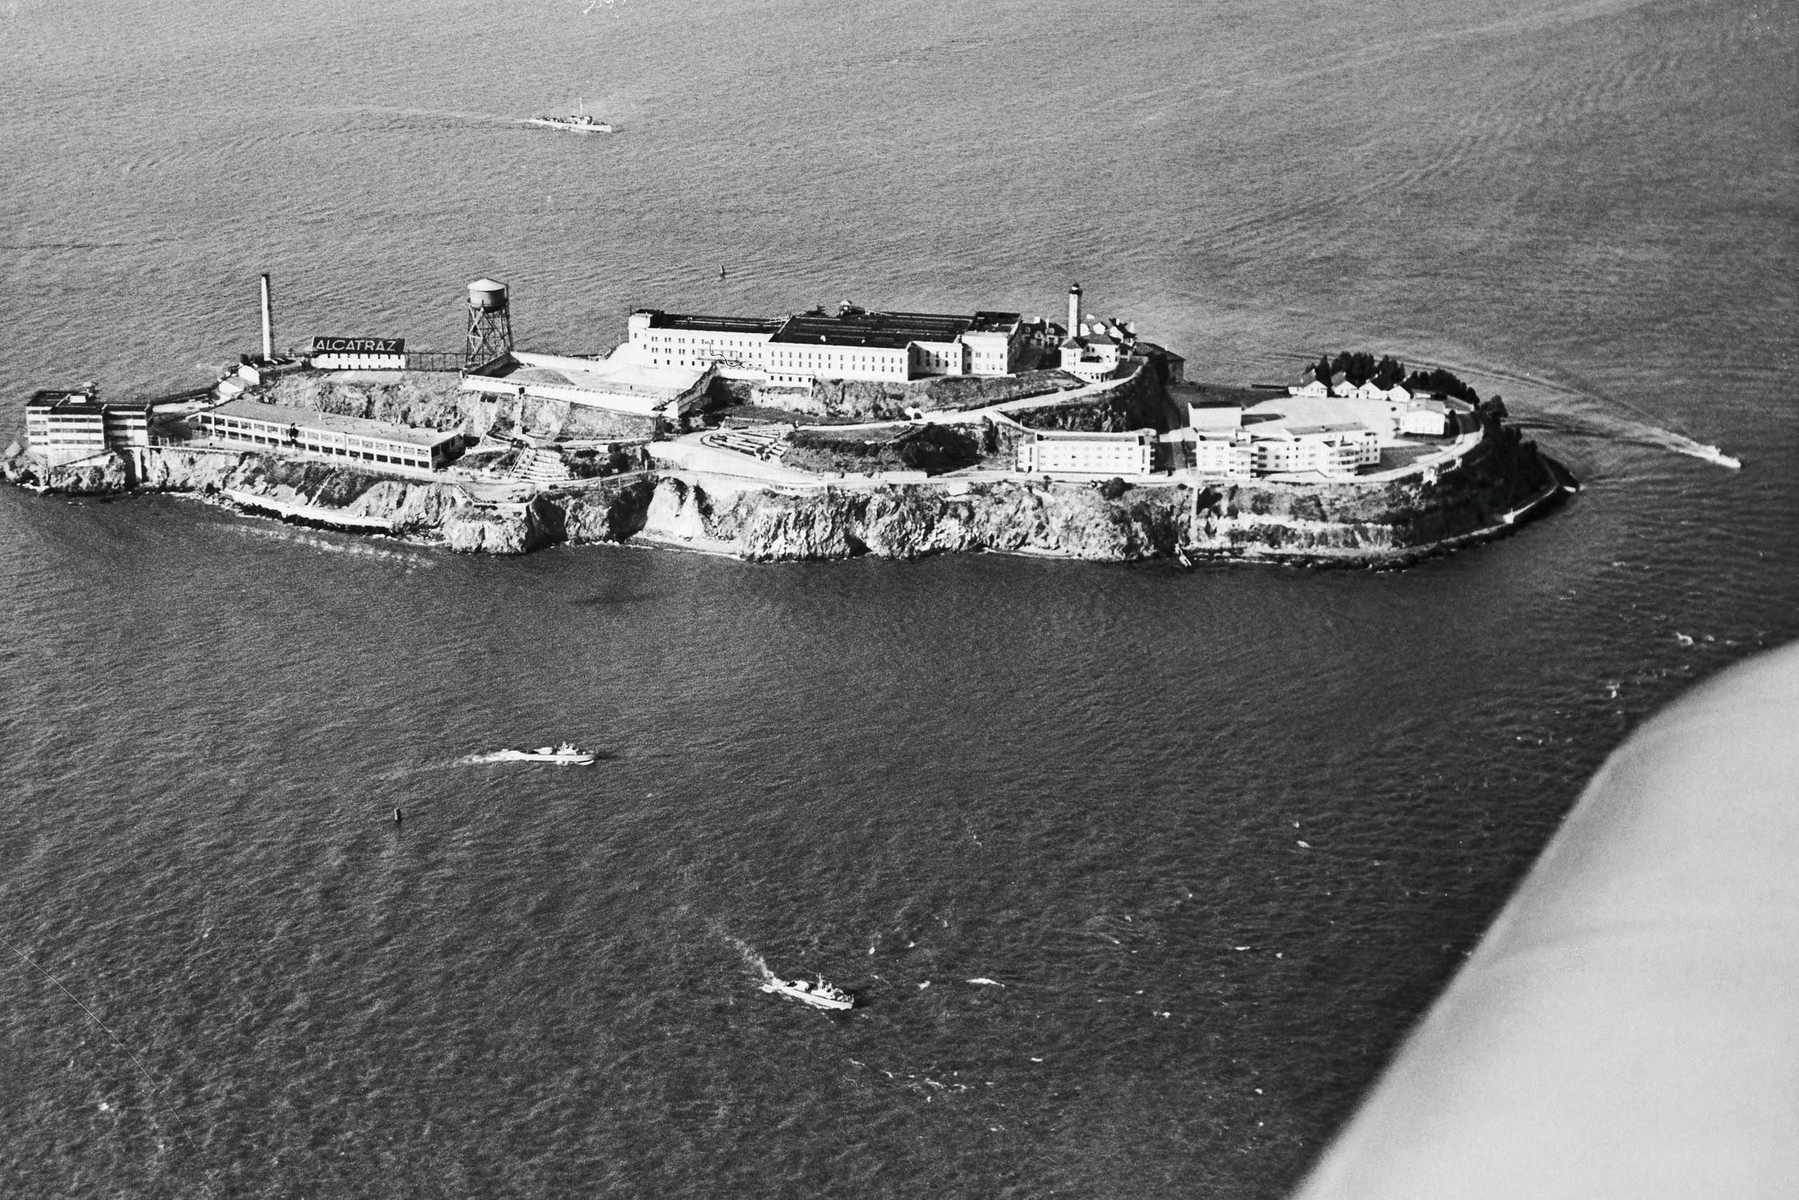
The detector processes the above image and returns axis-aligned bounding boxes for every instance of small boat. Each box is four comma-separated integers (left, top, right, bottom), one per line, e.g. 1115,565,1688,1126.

504,742,596,765
761,975,854,1011
1691,444,1743,470
527,99,617,134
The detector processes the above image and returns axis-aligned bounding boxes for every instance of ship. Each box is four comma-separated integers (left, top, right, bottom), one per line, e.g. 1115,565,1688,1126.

498,742,596,765
526,99,617,134
760,975,854,1011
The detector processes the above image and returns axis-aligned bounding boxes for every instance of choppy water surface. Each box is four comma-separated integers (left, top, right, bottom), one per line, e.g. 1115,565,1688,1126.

1,1,1796,1196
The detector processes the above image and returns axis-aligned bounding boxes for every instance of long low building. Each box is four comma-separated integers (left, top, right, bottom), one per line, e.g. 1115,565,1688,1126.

191,398,464,471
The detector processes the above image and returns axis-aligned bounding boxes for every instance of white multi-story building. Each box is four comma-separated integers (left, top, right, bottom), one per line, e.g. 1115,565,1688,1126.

24,391,152,465
1193,430,1255,478
626,305,1032,386
1016,428,1156,476
618,295,1101,387
767,308,982,386
909,336,970,378
626,311,783,375
1399,397,1453,435
962,312,1025,377
1251,423,1381,477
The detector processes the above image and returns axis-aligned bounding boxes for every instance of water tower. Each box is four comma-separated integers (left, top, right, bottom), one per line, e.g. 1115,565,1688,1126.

465,278,513,370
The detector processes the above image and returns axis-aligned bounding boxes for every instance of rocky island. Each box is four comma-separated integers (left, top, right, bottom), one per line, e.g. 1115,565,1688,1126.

2,277,1573,566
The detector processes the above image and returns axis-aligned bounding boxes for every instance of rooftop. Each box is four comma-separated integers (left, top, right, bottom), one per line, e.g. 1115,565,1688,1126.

637,310,783,335
206,397,458,447
968,311,1023,333
1027,428,1155,442
771,309,974,349
27,390,150,415
1284,421,1377,437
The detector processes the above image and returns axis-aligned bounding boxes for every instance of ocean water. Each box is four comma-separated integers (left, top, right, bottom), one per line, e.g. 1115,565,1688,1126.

1,0,1796,1195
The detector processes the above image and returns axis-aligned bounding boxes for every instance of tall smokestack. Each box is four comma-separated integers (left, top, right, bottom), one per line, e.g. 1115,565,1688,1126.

1067,282,1082,338
259,274,274,362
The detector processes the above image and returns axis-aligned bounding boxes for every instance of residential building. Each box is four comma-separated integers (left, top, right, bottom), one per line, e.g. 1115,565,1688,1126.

1193,430,1255,478
1016,428,1156,476
1251,423,1380,477
1398,403,1450,435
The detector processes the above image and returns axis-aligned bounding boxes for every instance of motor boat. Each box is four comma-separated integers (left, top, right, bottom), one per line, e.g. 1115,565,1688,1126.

526,100,617,134
761,975,854,1011
1691,444,1743,469
504,742,595,765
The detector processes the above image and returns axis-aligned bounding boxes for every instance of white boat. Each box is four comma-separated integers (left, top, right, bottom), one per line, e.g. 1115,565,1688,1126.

501,742,595,765
760,975,854,1011
527,99,617,134
1692,444,1743,469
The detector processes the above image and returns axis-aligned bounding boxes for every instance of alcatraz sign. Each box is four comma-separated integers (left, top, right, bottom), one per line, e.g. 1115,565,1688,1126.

310,337,406,354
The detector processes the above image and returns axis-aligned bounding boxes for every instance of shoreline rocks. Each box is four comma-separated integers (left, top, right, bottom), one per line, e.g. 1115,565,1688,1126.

0,430,1571,568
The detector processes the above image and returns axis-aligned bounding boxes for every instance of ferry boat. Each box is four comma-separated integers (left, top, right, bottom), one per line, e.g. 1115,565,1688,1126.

526,100,617,134
504,742,596,765
761,975,854,1011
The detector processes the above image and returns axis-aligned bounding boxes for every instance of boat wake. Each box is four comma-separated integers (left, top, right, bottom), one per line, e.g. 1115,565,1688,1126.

719,931,780,987
458,750,530,764
1636,429,1742,469
1377,352,1744,470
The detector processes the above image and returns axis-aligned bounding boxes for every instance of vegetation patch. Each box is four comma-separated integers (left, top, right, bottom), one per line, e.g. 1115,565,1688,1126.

1305,351,1482,404
782,423,982,474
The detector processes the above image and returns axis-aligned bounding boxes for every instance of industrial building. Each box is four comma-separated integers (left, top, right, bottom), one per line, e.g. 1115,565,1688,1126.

24,390,151,465
192,398,464,471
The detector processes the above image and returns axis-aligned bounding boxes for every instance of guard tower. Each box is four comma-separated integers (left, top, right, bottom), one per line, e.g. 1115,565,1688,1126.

465,278,513,371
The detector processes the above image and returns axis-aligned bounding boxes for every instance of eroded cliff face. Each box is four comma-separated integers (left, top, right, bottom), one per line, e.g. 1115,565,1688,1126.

684,481,1187,561
1,450,132,494
1,424,1567,566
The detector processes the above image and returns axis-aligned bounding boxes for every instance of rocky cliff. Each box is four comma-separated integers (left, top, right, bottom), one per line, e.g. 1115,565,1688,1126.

1,423,1568,566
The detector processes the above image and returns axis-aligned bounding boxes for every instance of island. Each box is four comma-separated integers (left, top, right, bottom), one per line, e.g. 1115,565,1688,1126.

1,276,1574,566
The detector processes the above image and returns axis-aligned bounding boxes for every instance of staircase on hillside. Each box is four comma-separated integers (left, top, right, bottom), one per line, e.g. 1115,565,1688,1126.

512,446,574,486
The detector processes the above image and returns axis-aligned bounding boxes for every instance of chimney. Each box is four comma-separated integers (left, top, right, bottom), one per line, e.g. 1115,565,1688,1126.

259,273,274,363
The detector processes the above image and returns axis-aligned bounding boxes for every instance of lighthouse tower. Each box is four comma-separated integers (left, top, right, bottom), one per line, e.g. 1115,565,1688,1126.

465,278,514,371
1066,282,1083,336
